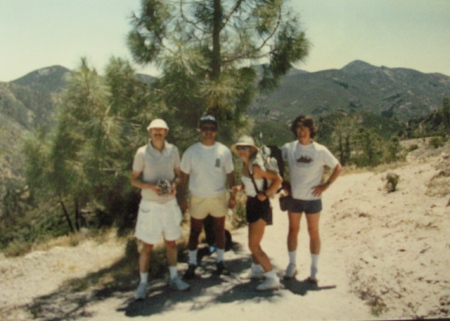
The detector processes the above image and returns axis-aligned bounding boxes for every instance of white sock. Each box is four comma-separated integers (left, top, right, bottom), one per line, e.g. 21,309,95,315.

169,266,178,279
311,254,319,278
264,270,277,279
140,272,148,284
288,251,297,265
188,250,198,265
216,249,225,262
251,263,264,272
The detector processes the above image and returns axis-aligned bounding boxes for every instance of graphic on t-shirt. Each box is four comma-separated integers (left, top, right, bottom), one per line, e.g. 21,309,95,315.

296,155,313,164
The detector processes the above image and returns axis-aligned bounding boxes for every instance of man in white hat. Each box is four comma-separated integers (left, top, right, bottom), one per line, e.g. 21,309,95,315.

131,118,190,300
179,115,237,279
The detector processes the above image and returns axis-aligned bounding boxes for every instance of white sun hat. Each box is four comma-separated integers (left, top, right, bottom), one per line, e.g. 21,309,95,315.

147,119,169,130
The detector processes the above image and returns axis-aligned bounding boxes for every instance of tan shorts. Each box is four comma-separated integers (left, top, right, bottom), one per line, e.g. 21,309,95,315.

189,193,228,220
134,199,182,245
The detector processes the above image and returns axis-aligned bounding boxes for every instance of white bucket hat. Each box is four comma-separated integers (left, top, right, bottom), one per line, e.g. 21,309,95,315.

231,135,258,156
147,119,169,131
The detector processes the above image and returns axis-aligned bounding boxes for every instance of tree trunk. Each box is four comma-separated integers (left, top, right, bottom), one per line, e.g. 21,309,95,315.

211,0,222,81
59,195,75,233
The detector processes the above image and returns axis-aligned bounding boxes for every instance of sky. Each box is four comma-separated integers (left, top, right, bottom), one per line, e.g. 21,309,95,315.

1,0,449,82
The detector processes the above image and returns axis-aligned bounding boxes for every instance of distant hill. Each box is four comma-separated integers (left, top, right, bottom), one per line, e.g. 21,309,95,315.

250,60,450,123
0,66,71,201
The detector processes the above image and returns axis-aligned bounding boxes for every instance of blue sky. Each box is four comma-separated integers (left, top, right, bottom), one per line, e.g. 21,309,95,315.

1,0,449,82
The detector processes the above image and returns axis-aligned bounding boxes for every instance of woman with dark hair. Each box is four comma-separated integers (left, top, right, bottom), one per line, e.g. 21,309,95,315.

282,115,342,283
231,135,283,291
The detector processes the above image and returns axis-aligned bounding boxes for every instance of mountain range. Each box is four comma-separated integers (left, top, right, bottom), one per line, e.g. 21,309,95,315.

250,60,450,123
1,60,450,200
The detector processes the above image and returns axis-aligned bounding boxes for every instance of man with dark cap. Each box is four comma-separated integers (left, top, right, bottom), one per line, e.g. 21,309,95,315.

179,115,237,279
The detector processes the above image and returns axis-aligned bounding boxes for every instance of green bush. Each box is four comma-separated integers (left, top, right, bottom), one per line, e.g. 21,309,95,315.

385,173,400,193
429,137,444,149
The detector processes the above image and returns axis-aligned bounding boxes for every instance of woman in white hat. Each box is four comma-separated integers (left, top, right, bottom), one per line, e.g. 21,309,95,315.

231,135,283,291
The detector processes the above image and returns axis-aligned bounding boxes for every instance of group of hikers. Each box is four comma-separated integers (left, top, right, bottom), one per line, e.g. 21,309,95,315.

131,114,342,300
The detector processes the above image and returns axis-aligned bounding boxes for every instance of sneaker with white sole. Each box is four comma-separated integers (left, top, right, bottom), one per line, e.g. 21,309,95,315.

241,269,265,280
169,275,190,291
135,282,147,300
283,263,298,280
256,277,281,291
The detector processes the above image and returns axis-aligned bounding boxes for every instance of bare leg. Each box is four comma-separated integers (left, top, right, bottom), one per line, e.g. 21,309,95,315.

165,240,178,267
212,216,226,250
248,219,272,272
188,217,204,251
305,212,321,254
139,242,153,272
287,211,302,252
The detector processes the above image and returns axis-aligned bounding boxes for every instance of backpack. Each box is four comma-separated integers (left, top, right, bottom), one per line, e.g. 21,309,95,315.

249,144,284,194
258,144,285,178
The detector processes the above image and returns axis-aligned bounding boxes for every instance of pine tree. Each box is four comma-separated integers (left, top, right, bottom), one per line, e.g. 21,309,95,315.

127,0,309,141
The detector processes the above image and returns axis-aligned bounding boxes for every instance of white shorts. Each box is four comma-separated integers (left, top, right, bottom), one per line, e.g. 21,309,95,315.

134,198,182,245
189,192,228,220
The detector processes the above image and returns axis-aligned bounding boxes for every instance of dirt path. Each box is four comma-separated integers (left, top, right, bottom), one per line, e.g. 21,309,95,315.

1,153,449,320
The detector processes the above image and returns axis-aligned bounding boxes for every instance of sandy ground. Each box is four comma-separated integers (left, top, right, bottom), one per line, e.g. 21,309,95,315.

0,143,449,321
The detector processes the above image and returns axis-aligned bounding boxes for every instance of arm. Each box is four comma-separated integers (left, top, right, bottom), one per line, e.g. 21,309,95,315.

130,170,161,194
311,163,342,197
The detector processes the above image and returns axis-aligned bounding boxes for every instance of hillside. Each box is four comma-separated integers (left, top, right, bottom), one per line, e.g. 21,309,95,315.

250,60,450,123
0,66,70,203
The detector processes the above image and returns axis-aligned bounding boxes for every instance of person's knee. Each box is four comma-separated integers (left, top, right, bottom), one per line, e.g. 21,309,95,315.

307,224,319,236
288,225,300,235
165,240,177,249
248,242,261,255
141,243,153,254
190,224,202,235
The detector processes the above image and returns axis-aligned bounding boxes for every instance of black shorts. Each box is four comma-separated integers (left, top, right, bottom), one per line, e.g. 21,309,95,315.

246,196,273,225
288,199,322,214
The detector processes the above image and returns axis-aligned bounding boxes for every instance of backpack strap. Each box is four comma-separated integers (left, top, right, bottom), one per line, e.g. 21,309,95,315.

249,165,267,195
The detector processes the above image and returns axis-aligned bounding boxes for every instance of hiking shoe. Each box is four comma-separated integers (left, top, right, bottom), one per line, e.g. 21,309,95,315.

215,261,231,276
283,263,298,280
169,276,190,291
241,269,265,280
134,282,147,301
256,277,281,291
183,264,197,280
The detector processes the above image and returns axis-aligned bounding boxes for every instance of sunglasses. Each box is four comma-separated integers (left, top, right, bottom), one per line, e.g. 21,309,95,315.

236,145,251,151
200,126,217,132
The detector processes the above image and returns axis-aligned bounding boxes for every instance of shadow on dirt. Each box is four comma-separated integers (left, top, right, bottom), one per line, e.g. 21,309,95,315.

21,239,336,320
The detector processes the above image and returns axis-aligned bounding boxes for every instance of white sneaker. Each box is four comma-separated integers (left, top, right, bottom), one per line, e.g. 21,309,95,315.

256,277,281,291
169,275,190,291
283,263,298,280
242,269,265,280
135,282,147,300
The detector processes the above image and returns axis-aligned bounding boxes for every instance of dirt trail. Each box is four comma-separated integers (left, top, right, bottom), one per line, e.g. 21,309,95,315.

1,150,449,320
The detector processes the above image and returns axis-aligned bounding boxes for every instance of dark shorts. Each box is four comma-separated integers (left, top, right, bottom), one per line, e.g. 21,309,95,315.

288,199,322,214
246,196,273,225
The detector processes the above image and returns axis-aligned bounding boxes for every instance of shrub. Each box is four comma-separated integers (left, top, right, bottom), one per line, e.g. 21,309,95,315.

385,173,400,193
429,137,444,149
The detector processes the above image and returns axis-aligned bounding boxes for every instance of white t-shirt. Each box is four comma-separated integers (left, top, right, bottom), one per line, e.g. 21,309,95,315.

282,140,339,200
132,140,180,203
180,142,234,197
